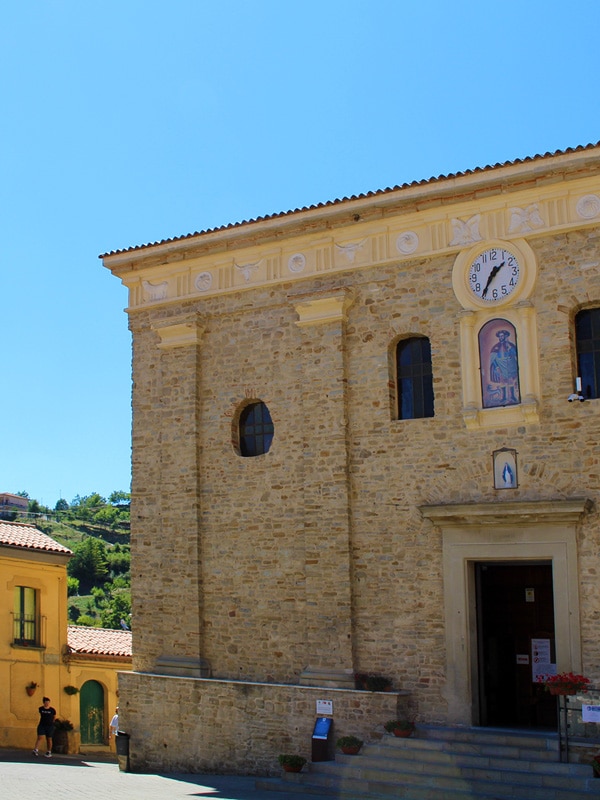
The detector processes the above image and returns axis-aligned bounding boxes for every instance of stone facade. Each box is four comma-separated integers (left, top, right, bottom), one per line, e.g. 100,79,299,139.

104,144,600,773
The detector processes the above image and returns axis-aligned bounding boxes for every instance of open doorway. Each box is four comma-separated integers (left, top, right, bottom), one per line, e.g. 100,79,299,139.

476,562,557,728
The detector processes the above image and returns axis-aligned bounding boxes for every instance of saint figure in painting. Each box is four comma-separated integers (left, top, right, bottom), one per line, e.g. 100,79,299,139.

480,321,521,408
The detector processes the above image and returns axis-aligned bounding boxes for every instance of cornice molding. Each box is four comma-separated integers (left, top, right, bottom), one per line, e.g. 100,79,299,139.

420,498,593,526
294,290,355,327
104,168,600,315
152,314,205,349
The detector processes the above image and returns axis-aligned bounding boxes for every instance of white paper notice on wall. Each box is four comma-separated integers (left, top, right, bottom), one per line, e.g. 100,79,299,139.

582,705,600,723
531,638,556,682
316,699,333,716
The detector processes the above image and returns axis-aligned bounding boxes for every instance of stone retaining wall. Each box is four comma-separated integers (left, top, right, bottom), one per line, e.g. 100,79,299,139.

119,671,407,774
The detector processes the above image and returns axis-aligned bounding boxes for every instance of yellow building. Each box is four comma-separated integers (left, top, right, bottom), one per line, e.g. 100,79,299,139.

0,520,131,752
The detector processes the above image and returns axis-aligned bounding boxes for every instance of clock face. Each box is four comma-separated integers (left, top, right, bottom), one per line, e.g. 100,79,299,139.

468,247,520,303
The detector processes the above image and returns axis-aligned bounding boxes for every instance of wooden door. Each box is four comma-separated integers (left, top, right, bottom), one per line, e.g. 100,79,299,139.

79,680,105,744
476,562,557,728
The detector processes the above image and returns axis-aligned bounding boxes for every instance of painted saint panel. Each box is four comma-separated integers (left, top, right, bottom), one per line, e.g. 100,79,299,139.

479,319,520,408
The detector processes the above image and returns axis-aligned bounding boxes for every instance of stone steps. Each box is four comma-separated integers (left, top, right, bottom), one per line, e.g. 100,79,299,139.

256,725,600,799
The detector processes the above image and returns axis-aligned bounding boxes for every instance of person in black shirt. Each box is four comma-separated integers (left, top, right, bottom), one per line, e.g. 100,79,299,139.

33,697,56,757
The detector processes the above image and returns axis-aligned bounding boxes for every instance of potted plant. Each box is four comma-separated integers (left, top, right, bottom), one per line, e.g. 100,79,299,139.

336,735,363,754
53,718,74,754
384,718,415,738
537,672,590,696
278,754,307,773
25,681,38,697
365,675,393,692
354,672,393,691
63,685,79,695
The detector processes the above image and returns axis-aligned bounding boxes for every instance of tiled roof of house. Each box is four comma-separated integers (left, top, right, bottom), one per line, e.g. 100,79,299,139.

0,520,72,554
100,142,600,258
67,625,132,658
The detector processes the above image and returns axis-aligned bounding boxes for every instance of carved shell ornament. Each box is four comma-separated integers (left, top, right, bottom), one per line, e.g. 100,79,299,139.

449,214,482,246
576,194,600,219
194,272,213,292
288,253,306,273
396,231,419,254
142,280,168,302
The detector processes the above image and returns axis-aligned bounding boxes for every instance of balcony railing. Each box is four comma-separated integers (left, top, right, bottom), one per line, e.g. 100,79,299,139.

12,613,43,647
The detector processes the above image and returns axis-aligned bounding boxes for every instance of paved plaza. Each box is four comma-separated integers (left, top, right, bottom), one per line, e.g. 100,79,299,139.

0,749,332,800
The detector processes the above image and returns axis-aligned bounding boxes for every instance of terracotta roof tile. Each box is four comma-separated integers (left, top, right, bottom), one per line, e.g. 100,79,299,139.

67,625,132,658
0,520,72,554
99,142,600,258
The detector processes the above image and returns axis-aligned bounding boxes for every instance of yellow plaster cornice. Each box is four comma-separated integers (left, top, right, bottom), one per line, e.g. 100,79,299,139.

294,290,355,327
102,151,600,314
152,313,204,348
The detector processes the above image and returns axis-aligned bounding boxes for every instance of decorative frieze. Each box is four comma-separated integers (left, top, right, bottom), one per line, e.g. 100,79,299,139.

113,175,600,313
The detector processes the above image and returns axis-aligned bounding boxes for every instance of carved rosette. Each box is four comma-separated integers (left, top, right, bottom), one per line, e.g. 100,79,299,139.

576,195,600,219
288,253,306,273
395,231,419,254
194,272,213,292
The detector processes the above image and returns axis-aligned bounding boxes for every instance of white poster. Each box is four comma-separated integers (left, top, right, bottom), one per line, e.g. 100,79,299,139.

531,638,555,682
316,699,333,716
582,705,600,723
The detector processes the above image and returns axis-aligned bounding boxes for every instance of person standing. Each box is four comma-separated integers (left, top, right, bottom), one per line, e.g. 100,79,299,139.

33,697,56,757
109,707,119,739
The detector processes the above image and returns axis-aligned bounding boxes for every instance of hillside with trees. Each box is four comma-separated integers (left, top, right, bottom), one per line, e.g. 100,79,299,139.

3,491,131,631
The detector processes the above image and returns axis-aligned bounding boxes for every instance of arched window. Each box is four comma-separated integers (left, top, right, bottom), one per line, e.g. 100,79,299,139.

239,401,274,457
396,337,434,420
576,308,600,400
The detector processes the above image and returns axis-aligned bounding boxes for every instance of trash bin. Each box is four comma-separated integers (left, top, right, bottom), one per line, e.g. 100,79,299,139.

116,731,130,772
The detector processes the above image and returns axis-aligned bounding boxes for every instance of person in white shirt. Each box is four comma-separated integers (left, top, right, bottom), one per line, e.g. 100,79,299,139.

109,707,119,740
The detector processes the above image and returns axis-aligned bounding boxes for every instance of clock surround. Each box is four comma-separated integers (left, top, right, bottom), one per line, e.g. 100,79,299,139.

452,238,536,311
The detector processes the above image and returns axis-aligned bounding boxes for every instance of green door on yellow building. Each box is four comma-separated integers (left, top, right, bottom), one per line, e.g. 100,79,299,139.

80,680,105,744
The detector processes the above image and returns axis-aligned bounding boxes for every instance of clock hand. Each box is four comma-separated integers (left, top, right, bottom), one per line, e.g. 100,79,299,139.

481,261,505,298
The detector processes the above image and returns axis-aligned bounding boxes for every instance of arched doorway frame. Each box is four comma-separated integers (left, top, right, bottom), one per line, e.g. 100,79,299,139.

421,499,589,726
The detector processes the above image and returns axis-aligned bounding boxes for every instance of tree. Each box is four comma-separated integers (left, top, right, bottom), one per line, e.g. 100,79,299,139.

100,590,132,630
75,614,98,628
107,548,130,577
68,538,109,594
109,490,131,505
92,506,119,526
55,498,69,512
85,493,105,507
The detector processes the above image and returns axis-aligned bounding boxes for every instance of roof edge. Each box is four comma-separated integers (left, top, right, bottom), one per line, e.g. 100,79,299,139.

101,142,600,265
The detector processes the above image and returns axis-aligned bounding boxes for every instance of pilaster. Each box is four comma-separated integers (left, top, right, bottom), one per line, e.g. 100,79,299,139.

293,291,355,688
142,312,208,677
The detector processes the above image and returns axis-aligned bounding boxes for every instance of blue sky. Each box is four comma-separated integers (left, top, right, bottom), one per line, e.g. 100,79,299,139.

1,1,599,508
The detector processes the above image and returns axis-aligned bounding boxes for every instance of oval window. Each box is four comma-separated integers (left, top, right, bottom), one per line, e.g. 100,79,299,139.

239,401,274,457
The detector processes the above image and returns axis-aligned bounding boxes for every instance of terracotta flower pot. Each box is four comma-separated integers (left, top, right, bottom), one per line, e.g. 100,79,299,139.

26,687,36,697
282,764,303,773
341,745,361,754
392,728,413,737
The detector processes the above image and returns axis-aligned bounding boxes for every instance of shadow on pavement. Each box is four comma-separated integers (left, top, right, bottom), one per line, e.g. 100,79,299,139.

0,747,117,767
